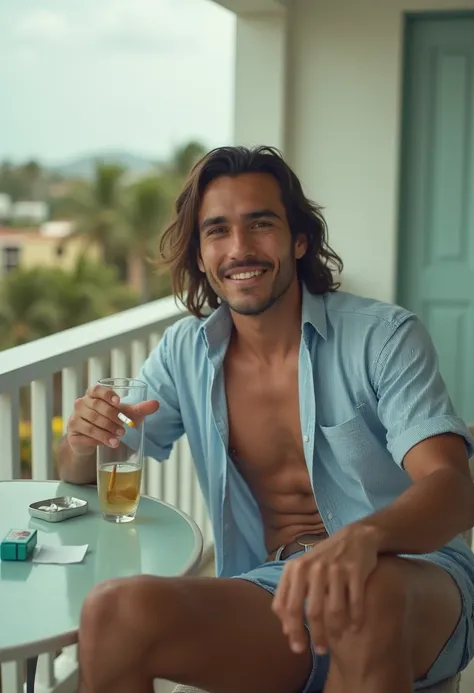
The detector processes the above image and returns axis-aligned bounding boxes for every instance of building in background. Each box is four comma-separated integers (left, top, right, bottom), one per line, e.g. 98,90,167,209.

0,193,12,222
0,224,100,277
11,200,48,225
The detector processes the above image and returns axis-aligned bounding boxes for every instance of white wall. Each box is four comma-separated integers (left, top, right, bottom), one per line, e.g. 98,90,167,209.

234,11,288,149
285,0,474,302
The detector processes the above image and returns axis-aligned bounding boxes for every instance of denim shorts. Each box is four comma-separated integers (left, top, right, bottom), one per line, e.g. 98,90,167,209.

233,550,474,692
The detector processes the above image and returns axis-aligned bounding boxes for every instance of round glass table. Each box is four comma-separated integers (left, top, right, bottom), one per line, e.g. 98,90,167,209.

0,480,203,664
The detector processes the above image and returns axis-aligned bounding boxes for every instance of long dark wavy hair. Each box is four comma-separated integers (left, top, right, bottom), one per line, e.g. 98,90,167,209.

159,145,343,318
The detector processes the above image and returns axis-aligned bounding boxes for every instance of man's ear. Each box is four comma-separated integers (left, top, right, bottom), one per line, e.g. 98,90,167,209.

197,251,205,273
294,234,308,260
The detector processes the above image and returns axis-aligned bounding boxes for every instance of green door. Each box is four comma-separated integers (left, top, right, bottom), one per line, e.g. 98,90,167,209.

398,15,474,423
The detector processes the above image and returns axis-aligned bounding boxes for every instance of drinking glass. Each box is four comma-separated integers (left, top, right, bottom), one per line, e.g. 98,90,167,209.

96,377,147,523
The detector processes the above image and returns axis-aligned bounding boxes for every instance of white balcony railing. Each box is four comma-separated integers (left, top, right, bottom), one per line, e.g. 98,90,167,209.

0,295,214,693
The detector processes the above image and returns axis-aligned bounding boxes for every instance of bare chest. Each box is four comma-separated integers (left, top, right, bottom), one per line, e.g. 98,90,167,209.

224,356,310,494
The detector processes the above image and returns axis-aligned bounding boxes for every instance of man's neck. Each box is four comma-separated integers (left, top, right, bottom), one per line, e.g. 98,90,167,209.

229,280,302,363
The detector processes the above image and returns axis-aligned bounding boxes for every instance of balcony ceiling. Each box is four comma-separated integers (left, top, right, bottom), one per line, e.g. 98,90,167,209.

210,0,285,13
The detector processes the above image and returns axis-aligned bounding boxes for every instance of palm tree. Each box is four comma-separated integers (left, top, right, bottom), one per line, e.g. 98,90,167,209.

125,176,173,303
171,141,207,178
55,162,129,267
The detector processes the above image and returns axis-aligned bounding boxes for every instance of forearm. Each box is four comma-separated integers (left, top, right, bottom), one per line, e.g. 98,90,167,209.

58,437,97,485
357,468,474,555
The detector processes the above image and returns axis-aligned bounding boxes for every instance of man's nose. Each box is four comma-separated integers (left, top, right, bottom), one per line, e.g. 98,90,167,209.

228,226,253,258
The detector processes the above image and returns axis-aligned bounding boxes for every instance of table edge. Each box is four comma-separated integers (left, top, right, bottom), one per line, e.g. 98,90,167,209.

0,479,204,663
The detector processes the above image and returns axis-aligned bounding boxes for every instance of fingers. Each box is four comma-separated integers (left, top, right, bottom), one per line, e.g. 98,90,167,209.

68,384,158,451
121,399,160,424
72,404,125,447
348,569,365,631
273,561,309,654
135,400,159,416
86,384,121,407
68,432,107,453
322,565,349,647
306,564,328,653
274,556,361,657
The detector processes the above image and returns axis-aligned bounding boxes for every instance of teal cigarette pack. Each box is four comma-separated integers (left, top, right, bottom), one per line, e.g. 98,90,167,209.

1,529,37,561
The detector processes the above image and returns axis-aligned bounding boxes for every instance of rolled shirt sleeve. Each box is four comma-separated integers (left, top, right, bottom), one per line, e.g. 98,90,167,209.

372,314,474,466
120,327,184,461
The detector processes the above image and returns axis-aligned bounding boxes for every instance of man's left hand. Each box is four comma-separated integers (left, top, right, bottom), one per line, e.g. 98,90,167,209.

272,524,379,655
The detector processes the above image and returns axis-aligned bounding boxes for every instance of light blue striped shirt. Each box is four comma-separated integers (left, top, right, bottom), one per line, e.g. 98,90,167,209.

123,285,474,578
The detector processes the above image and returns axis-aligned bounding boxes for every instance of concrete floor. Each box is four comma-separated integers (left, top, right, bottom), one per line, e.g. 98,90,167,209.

156,555,474,693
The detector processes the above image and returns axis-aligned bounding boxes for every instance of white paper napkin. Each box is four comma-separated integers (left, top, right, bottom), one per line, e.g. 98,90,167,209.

33,544,88,564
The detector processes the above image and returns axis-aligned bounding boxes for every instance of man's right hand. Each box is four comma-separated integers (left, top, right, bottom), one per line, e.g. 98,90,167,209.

67,384,159,456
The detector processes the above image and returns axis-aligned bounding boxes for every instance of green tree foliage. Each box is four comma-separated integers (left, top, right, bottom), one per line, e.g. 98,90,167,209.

125,175,173,302
0,260,138,350
170,141,207,177
0,140,208,348
55,162,129,262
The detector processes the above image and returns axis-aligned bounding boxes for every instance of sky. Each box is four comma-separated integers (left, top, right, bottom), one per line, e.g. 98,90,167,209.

0,0,235,164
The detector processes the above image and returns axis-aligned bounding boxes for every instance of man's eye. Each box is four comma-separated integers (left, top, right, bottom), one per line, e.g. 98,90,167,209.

253,220,272,228
208,227,226,236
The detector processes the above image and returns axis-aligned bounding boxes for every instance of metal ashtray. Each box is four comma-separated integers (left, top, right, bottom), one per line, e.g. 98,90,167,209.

29,496,88,523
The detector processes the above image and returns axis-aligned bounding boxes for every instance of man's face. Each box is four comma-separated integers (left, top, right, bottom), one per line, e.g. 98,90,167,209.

197,173,307,316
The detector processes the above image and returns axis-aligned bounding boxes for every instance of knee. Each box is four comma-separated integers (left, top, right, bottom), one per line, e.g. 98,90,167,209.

363,557,410,632
327,557,411,658
80,575,175,641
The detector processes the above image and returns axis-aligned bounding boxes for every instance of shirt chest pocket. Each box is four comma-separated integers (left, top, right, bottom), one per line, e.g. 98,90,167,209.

317,405,385,483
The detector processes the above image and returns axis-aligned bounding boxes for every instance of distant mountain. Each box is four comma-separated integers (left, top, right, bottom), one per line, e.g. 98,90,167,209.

48,151,163,179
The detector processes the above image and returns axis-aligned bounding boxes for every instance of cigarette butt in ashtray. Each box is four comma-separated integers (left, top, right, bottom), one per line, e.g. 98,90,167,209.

118,412,135,428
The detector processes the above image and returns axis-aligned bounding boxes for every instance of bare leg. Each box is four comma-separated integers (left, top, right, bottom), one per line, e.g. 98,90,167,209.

323,556,462,693
78,575,312,693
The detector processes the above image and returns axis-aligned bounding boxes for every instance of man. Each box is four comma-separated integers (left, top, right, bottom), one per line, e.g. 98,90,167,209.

59,146,474,693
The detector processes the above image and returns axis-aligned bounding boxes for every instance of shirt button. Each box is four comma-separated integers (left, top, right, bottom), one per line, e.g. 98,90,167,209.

303,435,309,443
327,512,333,520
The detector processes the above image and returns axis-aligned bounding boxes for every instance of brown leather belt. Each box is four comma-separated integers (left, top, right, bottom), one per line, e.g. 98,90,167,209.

268,532,328,562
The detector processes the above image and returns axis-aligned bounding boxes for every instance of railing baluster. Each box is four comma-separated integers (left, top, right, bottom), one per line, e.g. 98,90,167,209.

193,471,207,546
148,457,165,501
145,455,160,499
1,660,24,693
165,445,180,507
131,340,148,491
131,339,147,377
111,347,128,378
205,513,214,551
141,334,161,498
0,390,21,480
36,652,55,688
148,331,161,353
62,365,82,434
88,356,107,387
62,643,78,663
179,437,194,518
31,376,54,480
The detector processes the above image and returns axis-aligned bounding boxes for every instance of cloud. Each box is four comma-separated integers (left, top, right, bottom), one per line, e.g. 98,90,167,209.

16,10,70,44
94,0,223,53
0,0,235,161
10,0,232,56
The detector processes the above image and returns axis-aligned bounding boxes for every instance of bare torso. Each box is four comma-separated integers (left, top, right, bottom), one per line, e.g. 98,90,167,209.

224,337,327,557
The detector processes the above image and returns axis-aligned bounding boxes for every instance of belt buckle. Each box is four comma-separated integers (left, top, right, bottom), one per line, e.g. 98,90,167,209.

295,533,319,553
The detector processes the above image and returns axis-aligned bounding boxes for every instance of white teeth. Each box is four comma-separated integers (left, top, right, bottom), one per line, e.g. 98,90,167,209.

228,270,264,280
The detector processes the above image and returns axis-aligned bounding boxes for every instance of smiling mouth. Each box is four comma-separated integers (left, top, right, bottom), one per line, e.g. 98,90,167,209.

225,269,267,280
